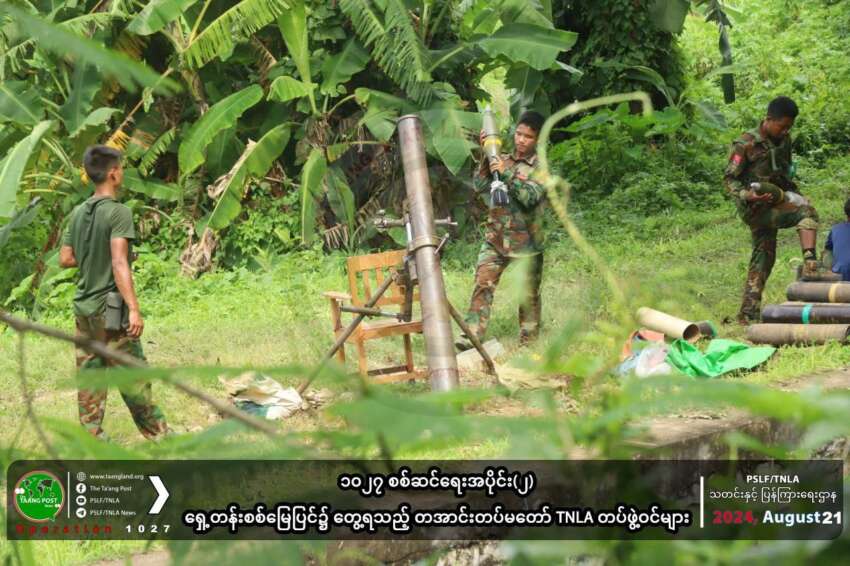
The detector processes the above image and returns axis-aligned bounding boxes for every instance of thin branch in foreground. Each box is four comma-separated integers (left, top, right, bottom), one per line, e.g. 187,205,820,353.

0,310,281,440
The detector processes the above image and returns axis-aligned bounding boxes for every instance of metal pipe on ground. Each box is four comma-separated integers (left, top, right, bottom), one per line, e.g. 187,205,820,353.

447,302,498,378
636,307,700,342
786,282,850,303
695,320,718,339
746,323,850,346
762,303,850,324
397,115,459,392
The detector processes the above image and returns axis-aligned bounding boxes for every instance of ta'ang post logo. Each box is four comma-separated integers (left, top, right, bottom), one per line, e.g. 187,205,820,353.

14,470,65,522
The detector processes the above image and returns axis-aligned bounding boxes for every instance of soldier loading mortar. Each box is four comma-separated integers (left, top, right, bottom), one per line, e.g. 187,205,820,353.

457,109,548,351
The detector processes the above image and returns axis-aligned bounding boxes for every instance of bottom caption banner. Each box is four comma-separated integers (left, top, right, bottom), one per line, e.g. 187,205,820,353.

6,460,843,540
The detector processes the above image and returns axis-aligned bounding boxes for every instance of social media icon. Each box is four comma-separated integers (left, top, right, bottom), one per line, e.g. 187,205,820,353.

76,507,87,519
76,483,87,494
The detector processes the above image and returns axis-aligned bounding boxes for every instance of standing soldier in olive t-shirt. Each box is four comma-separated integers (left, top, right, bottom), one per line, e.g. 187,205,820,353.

59,145,168,440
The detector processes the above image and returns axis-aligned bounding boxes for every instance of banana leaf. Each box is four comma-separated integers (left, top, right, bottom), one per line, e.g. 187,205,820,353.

207,124,291,230
0,120,52,219
123,169,182,202
126,0,199,36
320,39,370,96
300,147,327,243
1,5,178,94
178,84,263,178
0,81,45,126
268,76,317,103
477,23,577,71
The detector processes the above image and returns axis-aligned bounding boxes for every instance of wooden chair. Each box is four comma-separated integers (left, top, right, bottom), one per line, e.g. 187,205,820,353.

324,250,427,383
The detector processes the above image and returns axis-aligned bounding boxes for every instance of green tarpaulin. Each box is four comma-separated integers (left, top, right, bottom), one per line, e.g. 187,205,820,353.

666,338,776,378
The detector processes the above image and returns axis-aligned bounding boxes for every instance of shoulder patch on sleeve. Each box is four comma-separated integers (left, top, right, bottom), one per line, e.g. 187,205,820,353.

733,132,755,148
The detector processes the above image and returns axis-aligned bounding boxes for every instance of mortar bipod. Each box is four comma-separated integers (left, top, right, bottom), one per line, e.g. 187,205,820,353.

372,210,498,378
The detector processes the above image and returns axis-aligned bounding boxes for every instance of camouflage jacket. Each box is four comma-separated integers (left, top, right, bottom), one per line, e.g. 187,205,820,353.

473,152,546,256
723,126,799,208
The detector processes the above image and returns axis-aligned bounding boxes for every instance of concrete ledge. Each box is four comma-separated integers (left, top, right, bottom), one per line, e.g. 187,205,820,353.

630,368,850,458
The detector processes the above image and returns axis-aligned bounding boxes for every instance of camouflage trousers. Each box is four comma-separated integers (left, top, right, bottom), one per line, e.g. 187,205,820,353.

464,245,543,343
75,314,168,440
738,199,819,320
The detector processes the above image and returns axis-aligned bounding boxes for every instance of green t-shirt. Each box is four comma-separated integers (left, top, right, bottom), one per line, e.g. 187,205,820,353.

61,196,135,316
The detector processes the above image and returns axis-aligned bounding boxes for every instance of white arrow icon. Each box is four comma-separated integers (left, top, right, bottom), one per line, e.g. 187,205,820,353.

148,475,169,514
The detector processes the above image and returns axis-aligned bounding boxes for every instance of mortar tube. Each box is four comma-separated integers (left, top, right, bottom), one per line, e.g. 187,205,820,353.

636,307,700,342
397,115,459,391
761,303,850,324
746,323,850,346
786,281,850,303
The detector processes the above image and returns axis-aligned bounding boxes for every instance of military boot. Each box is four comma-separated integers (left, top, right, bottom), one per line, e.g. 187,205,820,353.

801,259,816,278
797,262,838,281
801,249,822,280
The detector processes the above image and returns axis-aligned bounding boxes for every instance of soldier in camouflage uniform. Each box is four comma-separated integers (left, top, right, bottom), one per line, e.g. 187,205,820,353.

723,96,820,324
459,111,547,349
60,145,168,440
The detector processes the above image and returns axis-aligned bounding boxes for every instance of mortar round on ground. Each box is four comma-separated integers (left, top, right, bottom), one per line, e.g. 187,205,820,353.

636,307,700,342
746,323,850,346
786,282,850,303
762,303,850,324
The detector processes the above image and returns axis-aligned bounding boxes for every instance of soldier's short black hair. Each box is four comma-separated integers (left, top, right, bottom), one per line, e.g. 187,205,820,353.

844,197,850,218
767,96,799,120
517,110,545,134
83,145,122,184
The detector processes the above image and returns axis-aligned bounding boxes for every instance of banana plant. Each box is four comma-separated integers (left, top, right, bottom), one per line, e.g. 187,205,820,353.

0,4,178,230
0,0,582,292
284,0,578,244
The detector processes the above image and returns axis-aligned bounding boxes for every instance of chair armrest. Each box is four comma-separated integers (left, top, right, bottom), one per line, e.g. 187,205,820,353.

323,291,351,303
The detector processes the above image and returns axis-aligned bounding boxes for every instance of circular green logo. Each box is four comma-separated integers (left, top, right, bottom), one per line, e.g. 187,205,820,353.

14,470,65,522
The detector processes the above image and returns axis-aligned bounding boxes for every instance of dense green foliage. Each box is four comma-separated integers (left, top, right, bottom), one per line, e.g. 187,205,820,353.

3,0,850,564
0,0,729,305
550,0,686,110
0,0,583,307
685,0,850,155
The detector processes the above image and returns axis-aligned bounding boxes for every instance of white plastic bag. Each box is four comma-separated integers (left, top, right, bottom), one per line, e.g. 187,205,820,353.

634,344,673,378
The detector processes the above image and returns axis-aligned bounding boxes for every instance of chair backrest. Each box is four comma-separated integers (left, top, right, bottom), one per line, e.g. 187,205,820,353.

347,250,416,307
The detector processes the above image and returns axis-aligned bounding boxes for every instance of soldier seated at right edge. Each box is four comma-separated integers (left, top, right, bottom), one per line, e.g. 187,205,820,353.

821,197,850,281
723,96,821,325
